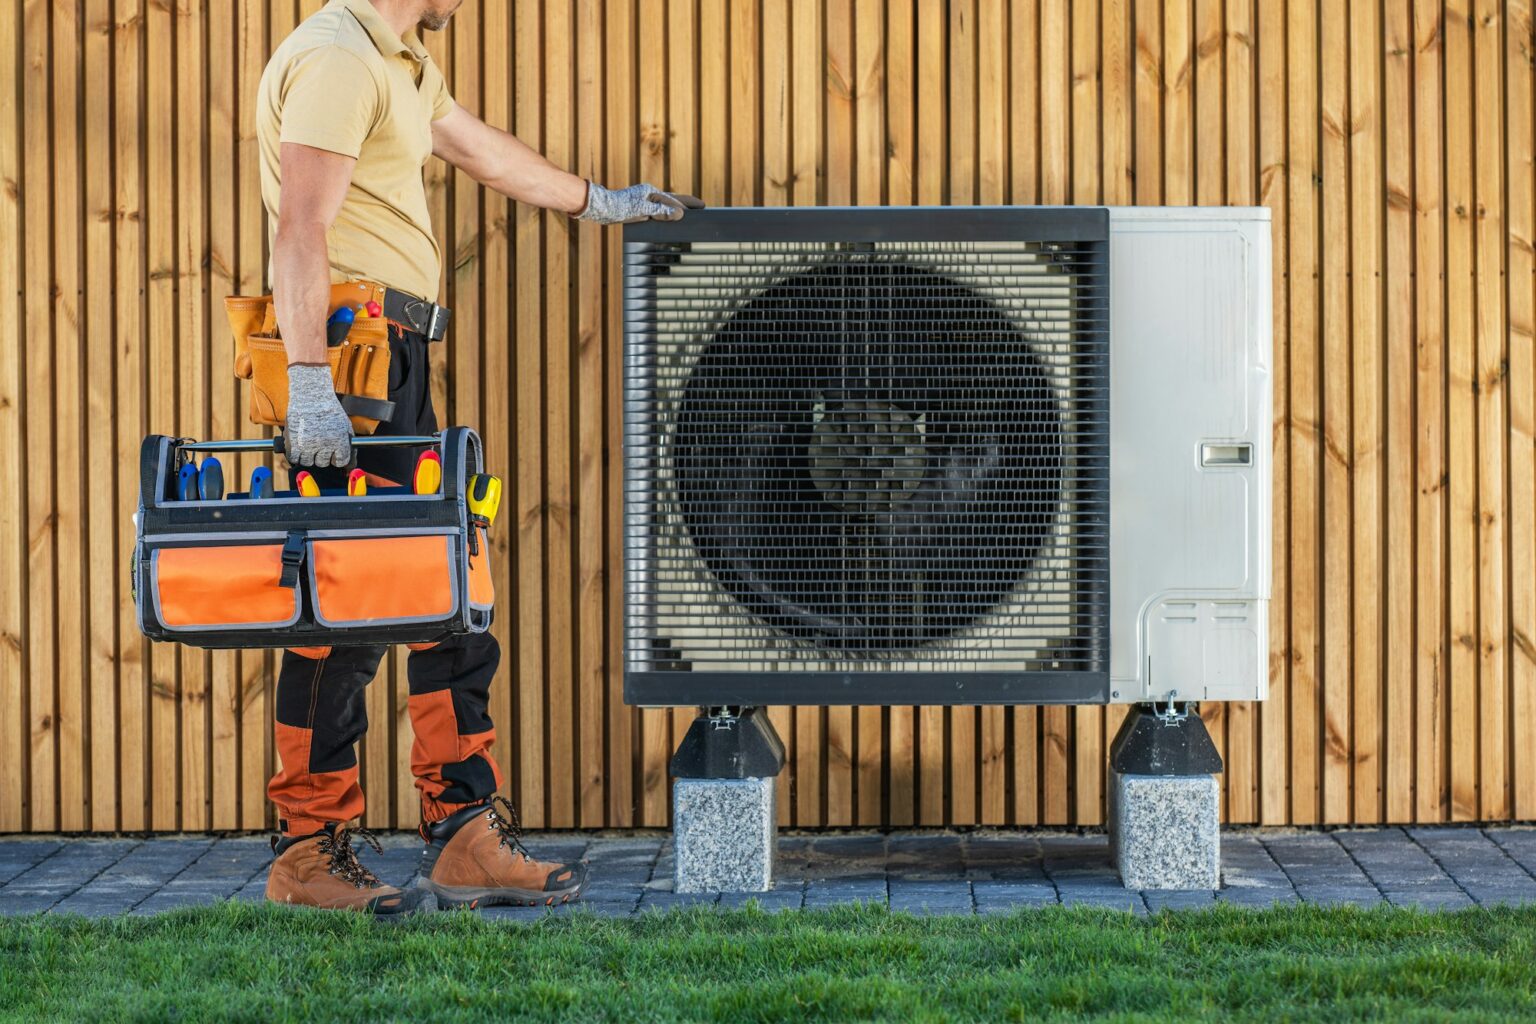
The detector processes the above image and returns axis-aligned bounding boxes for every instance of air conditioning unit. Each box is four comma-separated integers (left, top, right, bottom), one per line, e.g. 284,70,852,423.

623,207,1270,710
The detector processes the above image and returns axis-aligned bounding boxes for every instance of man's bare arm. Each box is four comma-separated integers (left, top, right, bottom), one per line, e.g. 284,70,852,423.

431,104,589,213
273,142,357,365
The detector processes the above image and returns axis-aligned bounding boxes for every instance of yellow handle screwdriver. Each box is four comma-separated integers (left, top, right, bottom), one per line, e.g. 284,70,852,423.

467,474,502,528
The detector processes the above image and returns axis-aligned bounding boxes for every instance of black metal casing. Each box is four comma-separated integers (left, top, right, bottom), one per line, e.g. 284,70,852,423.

624,207,1112,707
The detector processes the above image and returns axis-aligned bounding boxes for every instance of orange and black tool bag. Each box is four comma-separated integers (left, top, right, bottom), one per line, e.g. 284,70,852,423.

133,428,495,649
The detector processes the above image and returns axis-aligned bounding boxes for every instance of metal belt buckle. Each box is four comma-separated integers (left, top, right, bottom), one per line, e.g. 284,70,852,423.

425,303,451,339
402,297,432,334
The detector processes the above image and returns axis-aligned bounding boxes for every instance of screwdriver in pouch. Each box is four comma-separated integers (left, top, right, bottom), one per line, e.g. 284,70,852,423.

467,474,502,527
177,461,200,501
198,457,225,500
413,449,442,495
248,466,274,500
326,305,356,347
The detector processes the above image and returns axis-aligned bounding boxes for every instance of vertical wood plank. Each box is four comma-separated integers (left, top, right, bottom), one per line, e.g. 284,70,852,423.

1413,0,1448,823
206,0,240,832
176,0,209,833
0,0,24,833
1071,0,1102,826
575,0,607,828
638,0,672,827
852,0,886,827
52,0,87,832
664,0,698,814
884,0,915,826
1257,0,1291,825
1383,0,1417,823
1288,0,1321,825
1134,0,1163,204
1192,0,1227,819
1349,0,1384,825
916,0,946,824
790,0,823,826
1471,0,1508,822
1445,0,1479,822
544,0,576,831
1508,0,1536,821
605,0,636,827
949,0,978,825
1038,0,1069,825
23,0,57,833
824,0,855,828
977,0,1009,826
1222,0,1256,822
85,0,122,832
237,0,271,832
480,0,516,816
1162,0,1191,204
515,0,548,827
1100,0,1134,815
1321,0,1354,826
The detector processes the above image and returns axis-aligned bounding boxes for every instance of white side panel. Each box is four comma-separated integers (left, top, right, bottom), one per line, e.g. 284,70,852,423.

1108,208,1272,702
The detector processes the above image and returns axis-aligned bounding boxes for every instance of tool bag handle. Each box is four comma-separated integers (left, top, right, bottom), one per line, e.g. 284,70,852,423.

173,433,442,454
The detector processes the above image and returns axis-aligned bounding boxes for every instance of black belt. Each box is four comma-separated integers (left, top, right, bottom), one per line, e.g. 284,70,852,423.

382,288,451,341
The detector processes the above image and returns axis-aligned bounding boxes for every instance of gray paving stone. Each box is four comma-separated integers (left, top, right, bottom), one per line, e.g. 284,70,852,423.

803,879,887,908
1384,890,1476,910
1060,891,1147,915
1217,889,1299,908
2,840,142,896
717,890,805,912
1144,890,1218,912
51,891,142,917
638,892,721,912
0,841,65,885
0,893,63,916
10,828,1536,918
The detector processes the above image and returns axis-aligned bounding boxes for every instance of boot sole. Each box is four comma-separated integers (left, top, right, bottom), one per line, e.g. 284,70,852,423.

422,879,583,910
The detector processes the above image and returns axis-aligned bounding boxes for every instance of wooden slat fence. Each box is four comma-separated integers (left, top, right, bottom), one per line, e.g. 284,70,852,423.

0,0,1532,832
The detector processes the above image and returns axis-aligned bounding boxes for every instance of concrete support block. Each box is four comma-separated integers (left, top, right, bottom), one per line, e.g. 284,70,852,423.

1109,771,1220,890
673,777,776,893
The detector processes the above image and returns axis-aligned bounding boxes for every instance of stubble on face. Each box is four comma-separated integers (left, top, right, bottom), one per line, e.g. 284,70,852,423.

419,0,463,32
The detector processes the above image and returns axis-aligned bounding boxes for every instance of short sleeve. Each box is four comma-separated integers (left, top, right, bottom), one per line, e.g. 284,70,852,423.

278,46,380,158
423,60,455,121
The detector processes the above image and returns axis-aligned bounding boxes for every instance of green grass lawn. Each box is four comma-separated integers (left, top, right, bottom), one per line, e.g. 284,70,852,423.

3,902,1534,1022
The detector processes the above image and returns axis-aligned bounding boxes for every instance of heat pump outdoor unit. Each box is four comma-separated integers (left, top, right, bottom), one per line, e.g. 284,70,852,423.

623,207,1270,711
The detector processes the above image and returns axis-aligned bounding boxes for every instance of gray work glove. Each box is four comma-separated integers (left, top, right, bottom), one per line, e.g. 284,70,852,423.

575,182,704,225
284,364,353,468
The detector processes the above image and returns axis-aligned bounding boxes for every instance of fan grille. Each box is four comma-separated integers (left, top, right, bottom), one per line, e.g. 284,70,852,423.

625,214,1109,701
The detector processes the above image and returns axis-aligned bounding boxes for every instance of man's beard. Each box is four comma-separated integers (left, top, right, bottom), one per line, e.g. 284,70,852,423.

420,0,461,31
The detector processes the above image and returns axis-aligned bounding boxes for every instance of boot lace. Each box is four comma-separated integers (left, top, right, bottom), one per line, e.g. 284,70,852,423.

487,796,533,861
318,826,385,889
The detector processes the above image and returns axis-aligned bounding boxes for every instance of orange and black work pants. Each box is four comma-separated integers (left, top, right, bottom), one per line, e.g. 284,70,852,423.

268,635,503,835
266,324,502,835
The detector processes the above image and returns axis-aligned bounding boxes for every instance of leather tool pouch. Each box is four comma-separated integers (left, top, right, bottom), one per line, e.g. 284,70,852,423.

224,280,394,435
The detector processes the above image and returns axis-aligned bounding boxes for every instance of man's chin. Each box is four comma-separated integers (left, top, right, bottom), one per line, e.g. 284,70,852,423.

420,0,463,31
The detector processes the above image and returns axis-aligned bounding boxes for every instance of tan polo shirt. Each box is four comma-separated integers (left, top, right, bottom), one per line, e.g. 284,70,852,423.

257,0,454,301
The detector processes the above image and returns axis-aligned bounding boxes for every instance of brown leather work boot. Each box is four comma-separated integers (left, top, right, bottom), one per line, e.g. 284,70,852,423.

265,825,426,915
419,797,588,909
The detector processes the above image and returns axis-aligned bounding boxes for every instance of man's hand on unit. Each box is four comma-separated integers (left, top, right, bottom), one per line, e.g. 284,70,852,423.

575,182,704,225
284,364,353,468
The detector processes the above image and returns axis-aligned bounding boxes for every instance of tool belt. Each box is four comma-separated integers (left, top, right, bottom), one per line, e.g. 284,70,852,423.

133,429,494,650
223,281,451,435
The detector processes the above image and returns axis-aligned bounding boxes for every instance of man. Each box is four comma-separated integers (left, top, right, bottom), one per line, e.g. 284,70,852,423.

256,0,701,915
